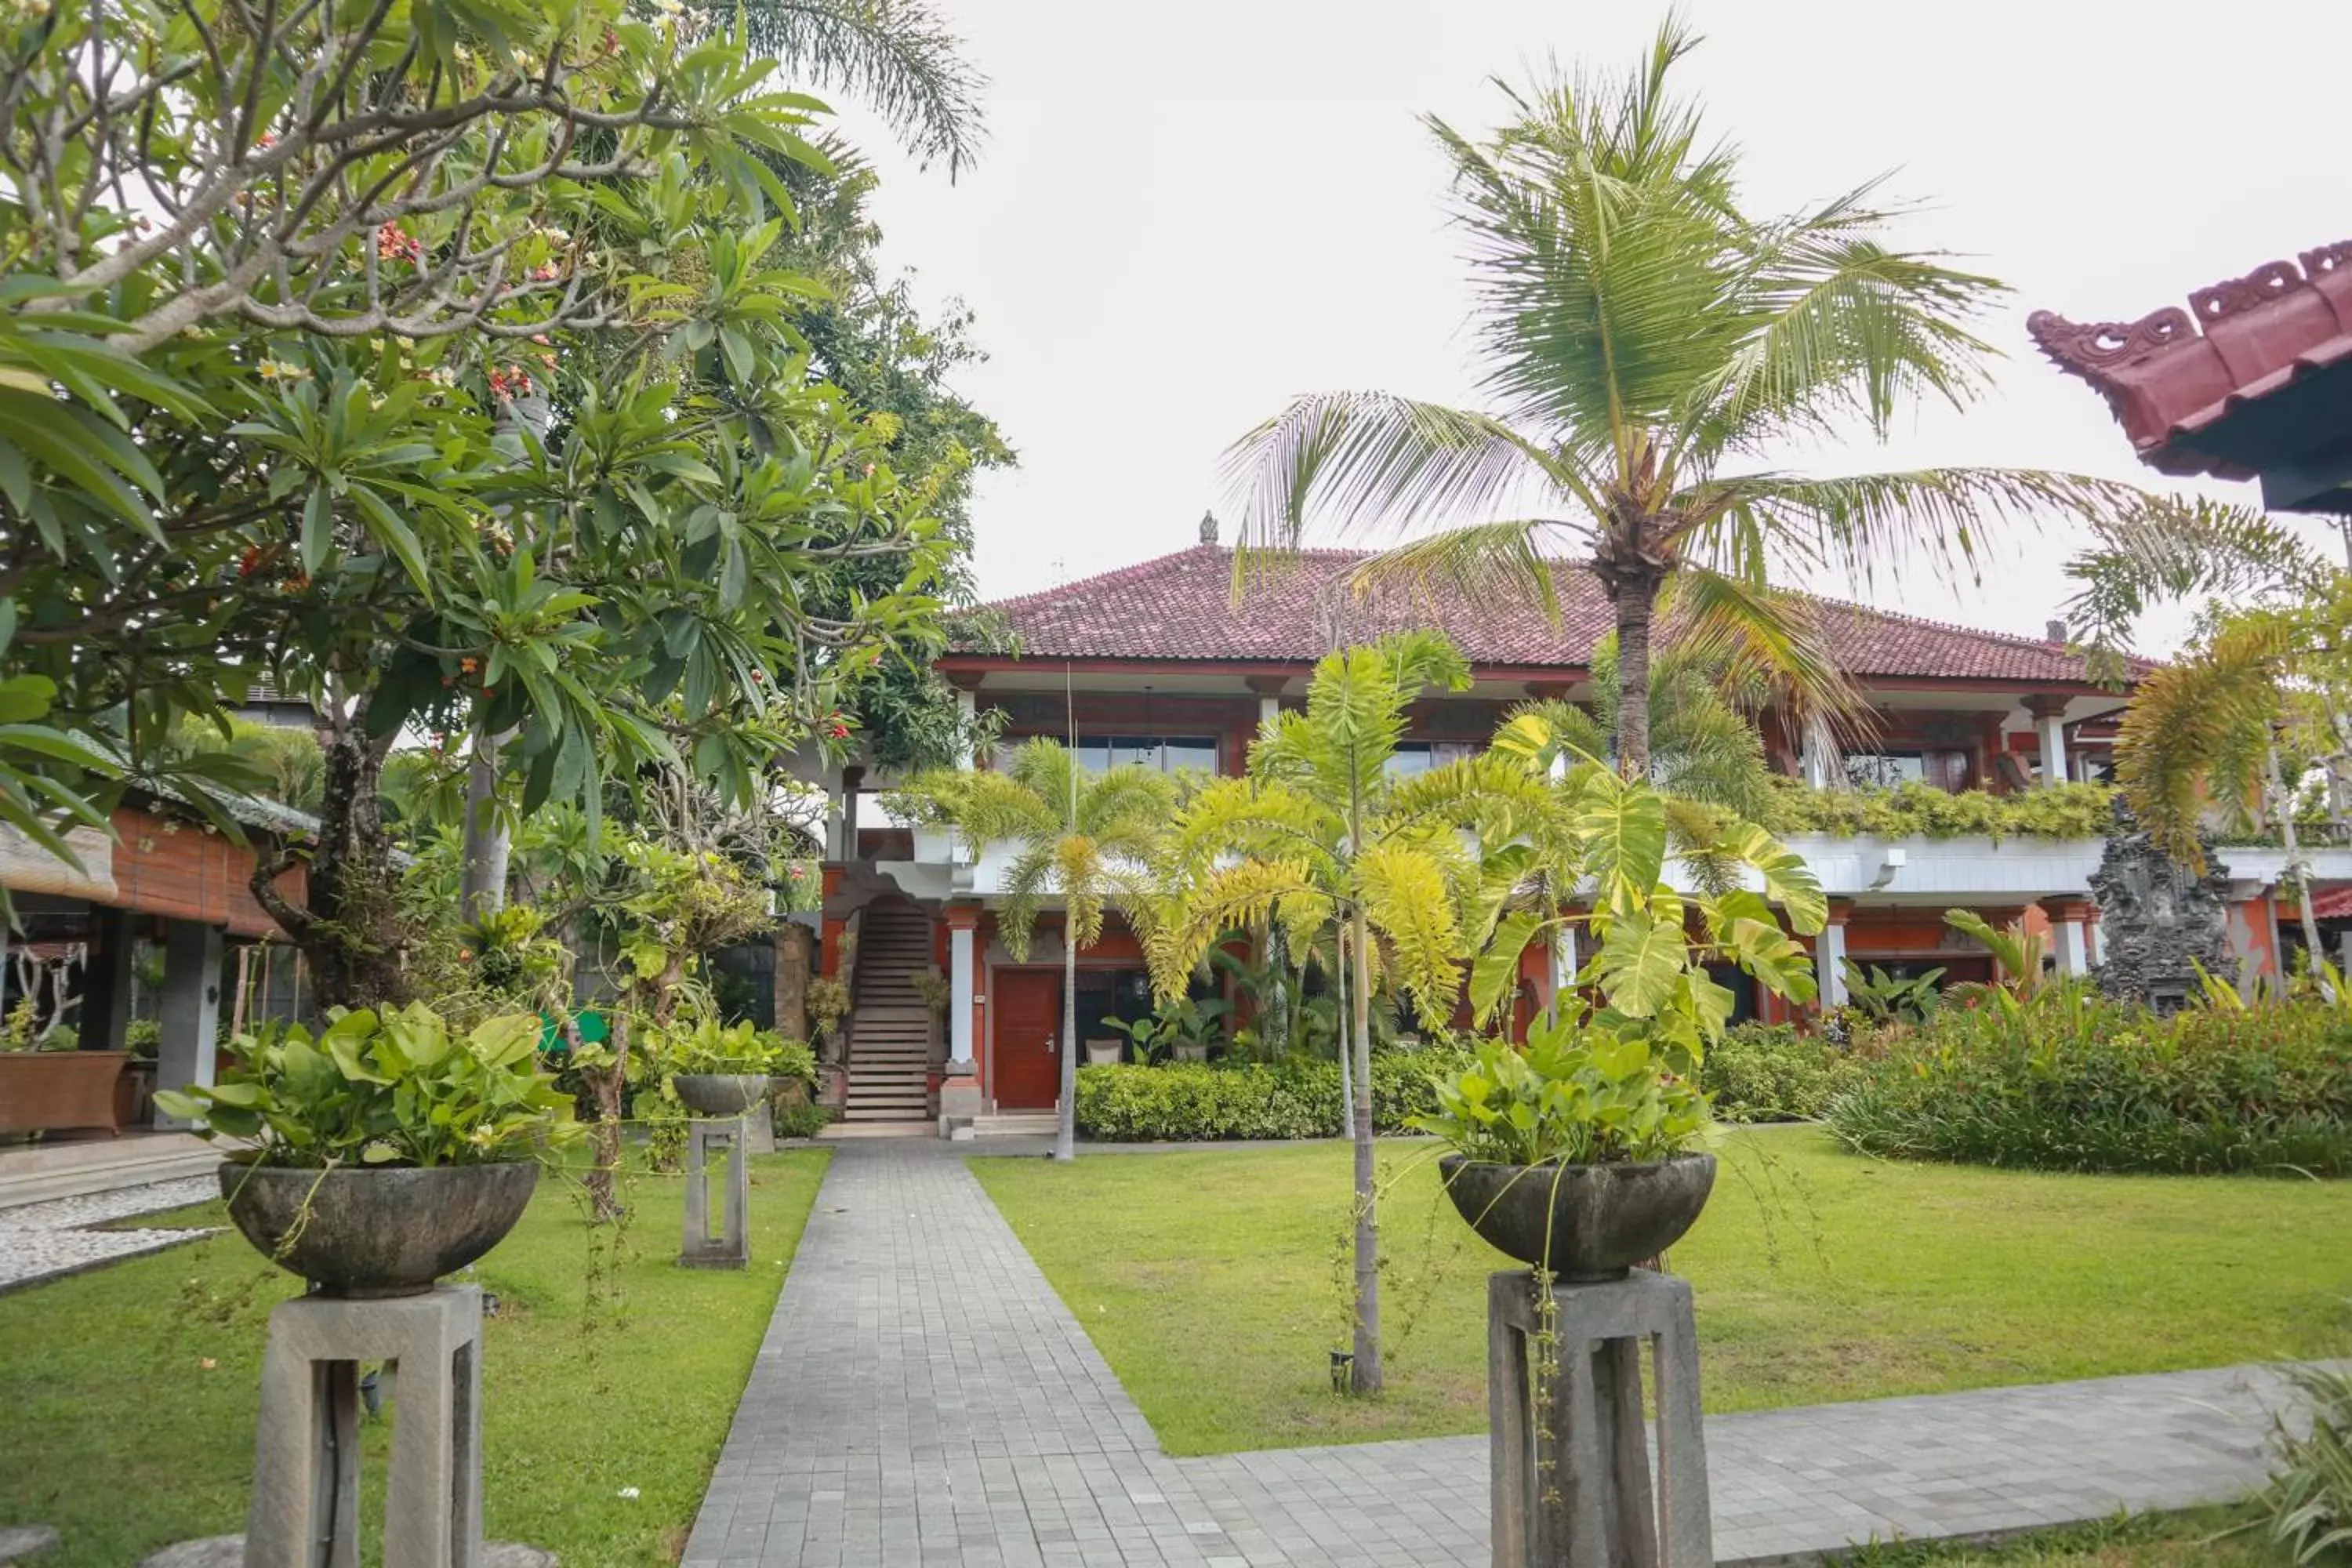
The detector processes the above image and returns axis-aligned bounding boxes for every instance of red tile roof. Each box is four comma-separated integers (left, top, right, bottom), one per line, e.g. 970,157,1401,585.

965,546,2142,686
2027,240,2352,477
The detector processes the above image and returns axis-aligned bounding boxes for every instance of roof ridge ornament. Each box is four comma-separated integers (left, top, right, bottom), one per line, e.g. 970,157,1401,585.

1199,510,1219,545
2025,307,2197,380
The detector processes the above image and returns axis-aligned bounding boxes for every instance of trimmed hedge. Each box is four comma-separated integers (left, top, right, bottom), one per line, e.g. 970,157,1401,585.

1825,996,2352,1175
1073,1049,1475,1142
1765,777,2117,842
1701,1023,1859,1123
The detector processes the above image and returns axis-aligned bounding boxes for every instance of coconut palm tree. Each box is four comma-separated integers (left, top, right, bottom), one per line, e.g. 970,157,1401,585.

1495,633,1783,826
1225,18,2175,782
742,0,987,176
901,741,1178,1160
1147,631,1552,1393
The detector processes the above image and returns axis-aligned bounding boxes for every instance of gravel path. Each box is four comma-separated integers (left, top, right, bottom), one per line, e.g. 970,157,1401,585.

0,1175,220,1294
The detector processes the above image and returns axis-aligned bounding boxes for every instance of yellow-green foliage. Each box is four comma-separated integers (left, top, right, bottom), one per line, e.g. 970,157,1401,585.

1766,778,2116,841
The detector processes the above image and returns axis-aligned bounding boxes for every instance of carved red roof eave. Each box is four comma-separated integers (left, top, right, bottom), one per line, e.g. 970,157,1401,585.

2028,240,2352,478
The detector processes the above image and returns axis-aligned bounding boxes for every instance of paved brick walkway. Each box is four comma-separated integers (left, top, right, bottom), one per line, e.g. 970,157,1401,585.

682,1142,2300,1567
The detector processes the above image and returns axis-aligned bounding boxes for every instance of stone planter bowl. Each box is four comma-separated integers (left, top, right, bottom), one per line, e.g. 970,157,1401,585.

672,1073,773,1118
1438,1152,1716,1281
220,1160,539,1298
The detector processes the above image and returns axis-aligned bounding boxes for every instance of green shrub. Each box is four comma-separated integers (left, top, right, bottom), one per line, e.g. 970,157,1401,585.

1825,993,2352,1175
772,1101,835,1141
1702,1023,1858,1123
2259,1362,2352,1566
1073,1047,1475,1142
1766,778,2116,841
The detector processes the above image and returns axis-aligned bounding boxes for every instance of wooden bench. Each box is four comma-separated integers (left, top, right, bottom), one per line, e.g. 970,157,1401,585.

0,1050,130,1137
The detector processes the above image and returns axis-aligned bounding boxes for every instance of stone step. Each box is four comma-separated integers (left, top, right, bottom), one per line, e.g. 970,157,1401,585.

0,1132,228,1210
820,1117,932,1137
969,1112,1059,1137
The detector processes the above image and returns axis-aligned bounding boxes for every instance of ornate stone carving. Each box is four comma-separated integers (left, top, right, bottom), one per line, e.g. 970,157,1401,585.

2026,307,2198,379
2190,260,2303,323
2088,801,2233,1012
2302,241,2352,278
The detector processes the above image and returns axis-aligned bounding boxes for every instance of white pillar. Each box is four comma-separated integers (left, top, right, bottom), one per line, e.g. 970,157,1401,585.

2087,914,2105,969
1546,925,1580,1016
956,689,978,768
948,922,976,1072
2053,916,2090,975
1800,717,1837,790
1817,920,1849,1007
156,919,223,1129
2035,710,2068,787
821,768,845,860
1258,695,1280,731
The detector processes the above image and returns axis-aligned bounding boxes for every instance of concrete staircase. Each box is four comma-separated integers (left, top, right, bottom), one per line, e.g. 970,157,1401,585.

842,902,937,1127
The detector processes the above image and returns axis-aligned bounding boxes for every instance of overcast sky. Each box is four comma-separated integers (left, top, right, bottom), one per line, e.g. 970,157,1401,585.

829,0,2348,657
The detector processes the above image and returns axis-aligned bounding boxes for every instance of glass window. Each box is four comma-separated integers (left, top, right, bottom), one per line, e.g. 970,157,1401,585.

1007,735,1219,774
1385,740,1481,779
1842,751,1927,789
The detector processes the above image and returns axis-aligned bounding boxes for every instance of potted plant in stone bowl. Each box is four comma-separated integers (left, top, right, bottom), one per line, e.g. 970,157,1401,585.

1418,741,1831,1278
154,1004,577,1298
1417,1021,1715,1279
648,1015,786,1117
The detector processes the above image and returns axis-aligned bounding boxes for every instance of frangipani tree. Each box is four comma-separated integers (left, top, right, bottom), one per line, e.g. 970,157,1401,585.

897,742,1178,1161
1225,19,2183,782
0,0,964,1003
1147,631,1552,1393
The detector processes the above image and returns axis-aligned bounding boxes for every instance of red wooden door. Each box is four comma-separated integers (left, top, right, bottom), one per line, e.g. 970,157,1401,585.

993,971,1063,1109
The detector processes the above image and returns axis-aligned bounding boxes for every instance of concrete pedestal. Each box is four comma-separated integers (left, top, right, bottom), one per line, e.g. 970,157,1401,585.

740,1104,776,1155
681,1116,749,1269
1487,1269,1711,1568
247,1286,485,1568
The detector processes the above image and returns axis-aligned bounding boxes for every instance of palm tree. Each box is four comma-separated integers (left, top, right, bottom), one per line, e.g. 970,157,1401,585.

903,741,1178,1160
1495,633,1783,825
1147,631,1552,1393
2063,502,2347,968
1225,18,2172,782
742,0,988,176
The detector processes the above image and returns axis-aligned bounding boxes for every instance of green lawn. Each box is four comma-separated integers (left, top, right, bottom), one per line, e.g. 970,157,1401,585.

0,1149,828,1567
972,1127,2352,1455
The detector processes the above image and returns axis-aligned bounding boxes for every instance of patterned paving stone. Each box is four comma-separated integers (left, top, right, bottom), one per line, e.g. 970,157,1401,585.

682,1141,2311,1566
0,1175,218,1293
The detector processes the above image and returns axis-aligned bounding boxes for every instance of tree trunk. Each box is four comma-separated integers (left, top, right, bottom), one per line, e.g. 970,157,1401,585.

2269,744,2329,993
1054,916,1078,1162
1608,572,1667,780
774,923,812,1042
586,1012,629,1224
1334,928,1353,1128
251,714,413,1012
458,724,510,924
1348,904,1381,1395
582,956,687,1220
